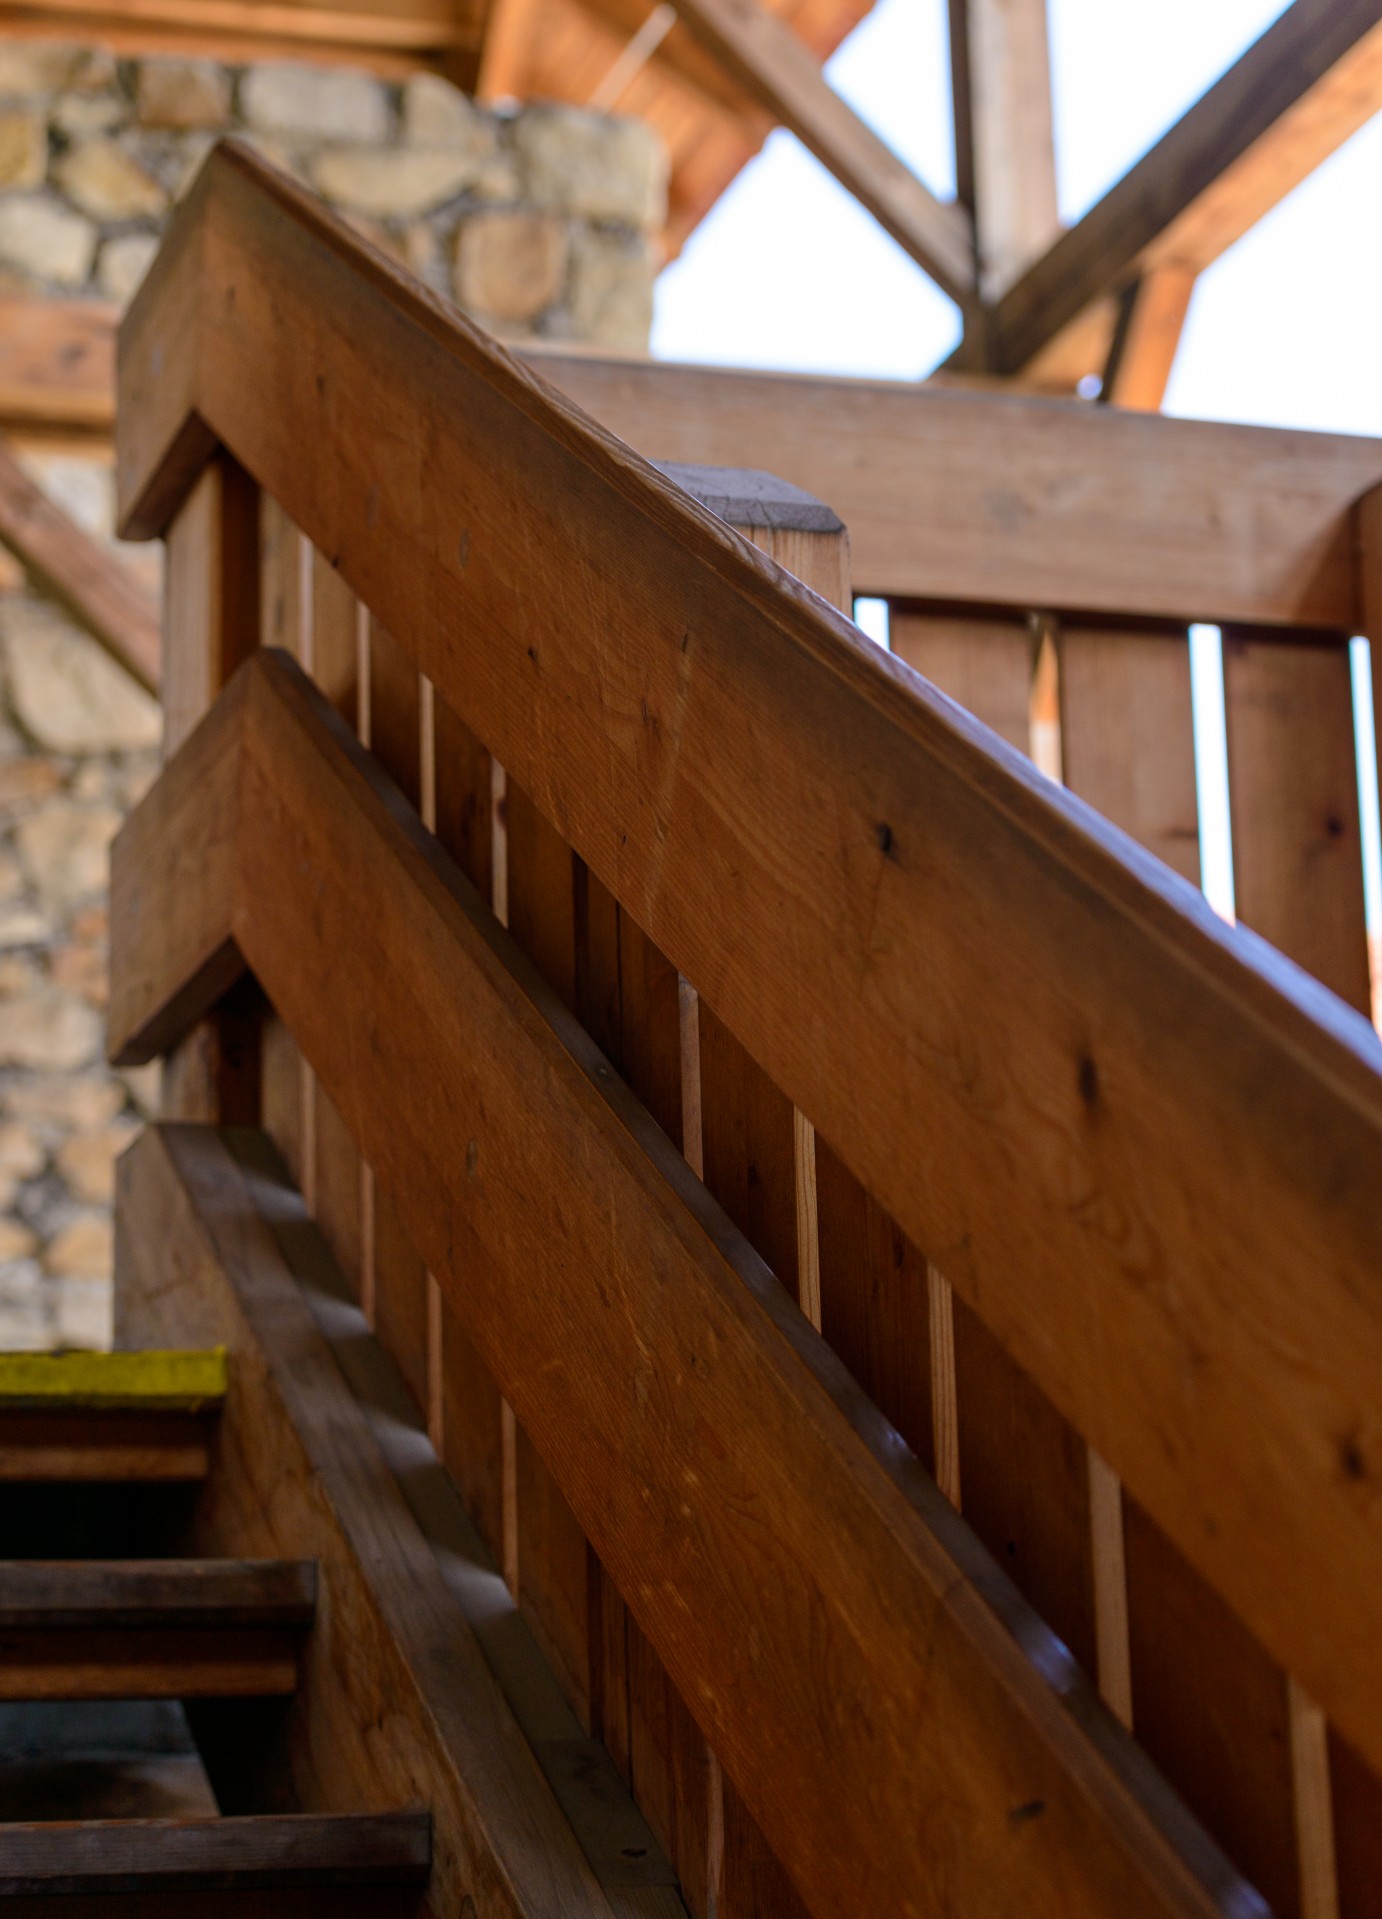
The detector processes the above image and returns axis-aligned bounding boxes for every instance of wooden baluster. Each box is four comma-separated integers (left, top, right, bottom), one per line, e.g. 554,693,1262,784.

686,472,848,1917
502,773,605,1733
258,496,308,1186
1058,622,1299,1908
889,608,1101,1676
160,451,261,1125
425,680,511,1568
362,616,430,1416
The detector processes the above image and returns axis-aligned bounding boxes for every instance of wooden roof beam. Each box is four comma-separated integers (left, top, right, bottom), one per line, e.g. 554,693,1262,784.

665,0,976,301
977,0,1382,382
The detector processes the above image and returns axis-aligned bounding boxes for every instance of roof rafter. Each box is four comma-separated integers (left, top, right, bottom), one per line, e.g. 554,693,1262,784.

980,0,1382,382
665,0,976,302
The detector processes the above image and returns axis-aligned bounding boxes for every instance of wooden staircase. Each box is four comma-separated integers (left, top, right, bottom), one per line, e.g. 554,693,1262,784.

0,1353,433,1915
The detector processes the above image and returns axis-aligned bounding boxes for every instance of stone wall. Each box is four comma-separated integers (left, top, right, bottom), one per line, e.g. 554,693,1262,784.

0,454,158,1352
0,42,667,348
0,45,667,1348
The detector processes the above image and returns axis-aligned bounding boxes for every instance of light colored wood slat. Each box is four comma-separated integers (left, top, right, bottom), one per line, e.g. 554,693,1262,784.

0,432,160,693
1059,627,1201,885
1223,633,1371,1013
982,0,1382,380
115,1123,633,1919
109,651,1271,1919
515,348,1382,627
888,612,1034,753
113,147,1382,1783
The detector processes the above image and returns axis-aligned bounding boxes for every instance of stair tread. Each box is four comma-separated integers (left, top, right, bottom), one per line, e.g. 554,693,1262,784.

0,1354,226,1411
0,1812,431,1892
0,1563,315,1630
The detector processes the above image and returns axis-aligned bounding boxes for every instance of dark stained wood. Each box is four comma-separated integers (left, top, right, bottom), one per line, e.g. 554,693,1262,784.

109,651,1270,1919
0,1811,430,1893
1124,1500,1301,1919
116,1120,677,1919
0,1408,213,1482
0,1560,314,1626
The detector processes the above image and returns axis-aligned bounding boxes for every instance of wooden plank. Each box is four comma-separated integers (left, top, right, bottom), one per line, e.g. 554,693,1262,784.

948,0,1059,300
889,612,1033,751
0,296,115,436
0,1560,313,1701
650,0,974,300
0,0,484,54
110,650,1272,1919
0,1812,431,1895
0,432,159,693
1060,627,1200,885
1223,632,1371,1013
0,1407,213,1482
116,1121,669,1919
981,0,1382,380
112,149,1382,1779
1124,1500,1302,1918
518,350,1382,626
162,451,259,759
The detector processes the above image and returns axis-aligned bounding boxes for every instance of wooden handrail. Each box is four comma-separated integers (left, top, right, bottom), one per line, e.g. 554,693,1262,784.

113,142,1382,1793
109,648,1266,1919
0,432,160,694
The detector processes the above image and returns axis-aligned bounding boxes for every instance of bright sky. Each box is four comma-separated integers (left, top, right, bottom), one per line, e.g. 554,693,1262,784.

653,0,1382,440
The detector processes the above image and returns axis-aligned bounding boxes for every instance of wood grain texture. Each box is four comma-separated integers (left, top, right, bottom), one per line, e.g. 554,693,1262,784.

111,157,1382,1777
110,650,1270,1919
1223,632,1371,1013
1060,626,1201,885
517,348,1382,626
0,1812,430,1894
0,1407,213,1481
0,295,115,435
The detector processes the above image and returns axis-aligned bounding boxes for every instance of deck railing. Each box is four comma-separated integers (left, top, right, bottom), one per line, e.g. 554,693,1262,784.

110,138,1382,1919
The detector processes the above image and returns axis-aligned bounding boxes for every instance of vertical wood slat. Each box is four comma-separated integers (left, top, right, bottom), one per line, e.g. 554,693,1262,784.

160,452,261,1124
426,676,510,1571
503,776,605,1736
1220,626,1371,1919
690,493,850,1919
1058,622,1308,1910
257,495,308,1182
1223,631,1371,1013
303,547,368,1310
887,609,1101,1676
364,616,430,1417
1058,623,1200,1733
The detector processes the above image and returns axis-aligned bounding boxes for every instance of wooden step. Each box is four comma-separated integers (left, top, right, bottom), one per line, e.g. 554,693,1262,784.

0,1811,430,1917
0,1563,314,1702
0,1354,226,1484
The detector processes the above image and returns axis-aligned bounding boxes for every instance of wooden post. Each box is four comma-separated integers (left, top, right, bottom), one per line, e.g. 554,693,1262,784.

949,0,1061,331
159,450,261,1122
